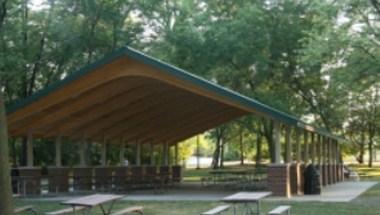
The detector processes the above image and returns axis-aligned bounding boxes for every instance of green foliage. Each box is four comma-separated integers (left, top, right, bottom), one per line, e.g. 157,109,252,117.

0,0,379,167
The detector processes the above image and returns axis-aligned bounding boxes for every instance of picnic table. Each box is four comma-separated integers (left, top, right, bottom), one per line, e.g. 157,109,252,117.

62,194,124,215
222,192,272,215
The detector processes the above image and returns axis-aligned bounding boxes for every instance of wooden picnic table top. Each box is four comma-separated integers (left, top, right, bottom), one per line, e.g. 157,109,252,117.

62,194,124,207
222,192,272,203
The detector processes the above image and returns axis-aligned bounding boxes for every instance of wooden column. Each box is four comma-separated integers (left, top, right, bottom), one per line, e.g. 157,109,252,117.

285,126,292,163
333,140,337,183
295,129,301,163
273,122,281,164
317,134,322,166
150,143,155,165
304,131,309,163
26,133,34,167
101,137,107,166
311,133,316,164
135,142,141,166
322,136,327,186
327,138,331,184
79,139,87,166
55,135,62,167
119,141,126,165
196,135,200,169
163,142,169,166
174,143,179,165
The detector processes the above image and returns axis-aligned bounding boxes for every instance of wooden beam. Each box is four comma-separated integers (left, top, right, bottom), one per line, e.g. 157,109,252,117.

164,110,245,145
117,101,229,143
42,82,169,137
12,77,143,135
70,90,194,140
8,58,131,125
145,108,244,144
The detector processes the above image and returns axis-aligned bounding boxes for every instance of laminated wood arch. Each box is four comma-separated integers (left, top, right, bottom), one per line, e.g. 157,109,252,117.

6,46,342,144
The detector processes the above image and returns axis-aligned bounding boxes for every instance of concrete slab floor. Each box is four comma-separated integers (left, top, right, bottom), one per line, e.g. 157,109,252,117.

269,181,378,202
20,181,378,203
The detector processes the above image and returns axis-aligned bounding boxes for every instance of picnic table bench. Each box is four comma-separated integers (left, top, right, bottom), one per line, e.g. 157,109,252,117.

201,205,230,215
111,206,143,215
267,205,291,215
45,206,86,215
14,205,38,214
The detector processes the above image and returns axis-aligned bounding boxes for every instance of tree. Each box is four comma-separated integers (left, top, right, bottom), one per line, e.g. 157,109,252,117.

0,92,13,215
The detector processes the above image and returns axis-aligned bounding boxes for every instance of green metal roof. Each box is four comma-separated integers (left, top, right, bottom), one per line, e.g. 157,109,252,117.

7,46,344,141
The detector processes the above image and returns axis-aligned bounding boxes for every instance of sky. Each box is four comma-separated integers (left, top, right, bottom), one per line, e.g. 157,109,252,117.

30,0,48,11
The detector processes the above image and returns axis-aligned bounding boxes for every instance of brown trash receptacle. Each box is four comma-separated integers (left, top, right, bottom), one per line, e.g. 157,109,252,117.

72,167,93,191
18,167,42,196
47,167,70,193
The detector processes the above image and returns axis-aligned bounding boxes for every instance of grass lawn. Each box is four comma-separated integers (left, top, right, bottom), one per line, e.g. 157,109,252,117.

14,183,380,215
14,165,380,215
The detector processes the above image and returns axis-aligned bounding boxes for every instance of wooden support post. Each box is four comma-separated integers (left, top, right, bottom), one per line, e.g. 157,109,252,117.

79,138,87,167
174,143,179,165
317,134,322,166
311,133,316,164
55,135,62,167
304,131,309,163
119,140,126,166
163,142,169,166
135,142,141,166
327,138,331,184
285,126,292,163
26,133,34,167
295,129,301,163
273,122,281,164
322,136,327,186
196,135,200,169
101,137,107,166
150,142,155,165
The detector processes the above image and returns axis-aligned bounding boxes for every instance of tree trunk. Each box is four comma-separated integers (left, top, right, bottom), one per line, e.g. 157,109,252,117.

262,120,275,163
0,93,14,214
0,0,7,31
211,136,220,169
357,131,365,164
368,139,373,167
239,129,244,165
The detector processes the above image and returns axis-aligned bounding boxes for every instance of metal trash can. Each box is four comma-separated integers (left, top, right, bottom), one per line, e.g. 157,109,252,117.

304,164,321,195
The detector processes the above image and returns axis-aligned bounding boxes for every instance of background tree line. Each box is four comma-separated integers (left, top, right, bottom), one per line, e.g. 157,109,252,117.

0,0,379,168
